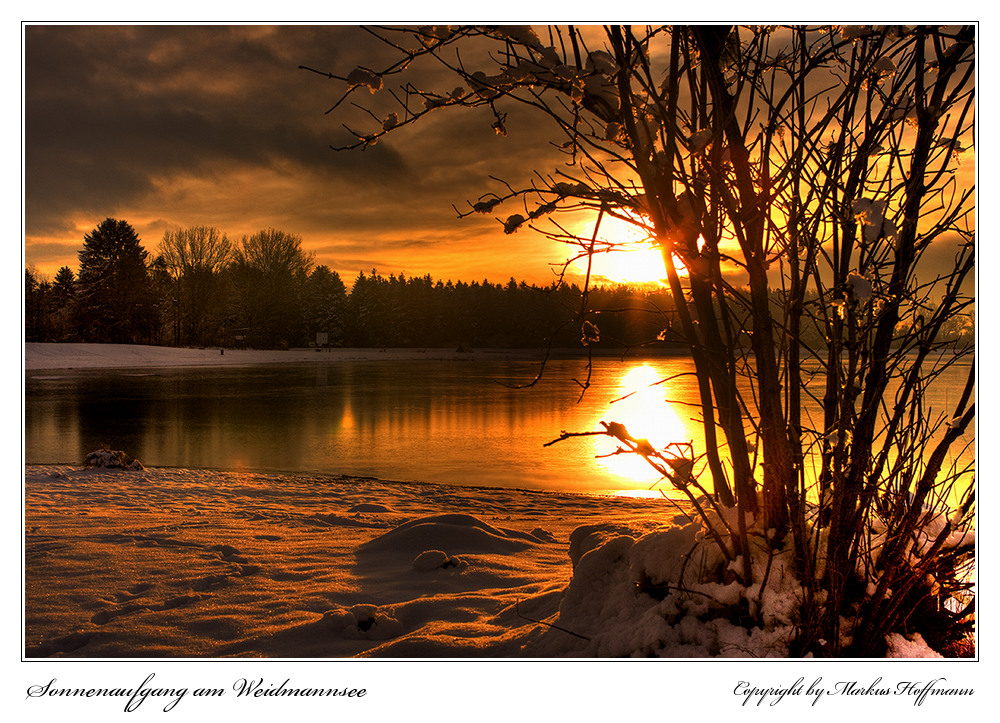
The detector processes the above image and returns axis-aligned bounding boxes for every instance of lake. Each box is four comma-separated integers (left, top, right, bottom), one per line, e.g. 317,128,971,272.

24,355,974,497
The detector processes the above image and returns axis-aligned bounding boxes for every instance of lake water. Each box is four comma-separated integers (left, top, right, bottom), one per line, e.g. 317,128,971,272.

24,356,974,497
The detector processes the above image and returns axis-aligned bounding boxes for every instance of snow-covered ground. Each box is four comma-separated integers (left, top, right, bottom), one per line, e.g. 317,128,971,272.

23,461,953,659
24,464,678,657
18,343,983,718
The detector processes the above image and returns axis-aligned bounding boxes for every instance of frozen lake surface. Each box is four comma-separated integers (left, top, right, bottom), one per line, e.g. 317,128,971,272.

24,351,974,497
25,357,713,495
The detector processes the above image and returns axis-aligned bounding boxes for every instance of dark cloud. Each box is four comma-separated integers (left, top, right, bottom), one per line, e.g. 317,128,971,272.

24,24,575,283
25,26,417,231
24,24,975,293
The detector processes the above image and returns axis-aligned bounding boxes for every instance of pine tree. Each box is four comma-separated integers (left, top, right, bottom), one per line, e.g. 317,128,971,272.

75,218,158,343
304,265,348,346
49,266,77,341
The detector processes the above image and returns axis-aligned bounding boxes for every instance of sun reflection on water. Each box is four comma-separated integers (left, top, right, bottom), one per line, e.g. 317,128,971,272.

595,365,692,487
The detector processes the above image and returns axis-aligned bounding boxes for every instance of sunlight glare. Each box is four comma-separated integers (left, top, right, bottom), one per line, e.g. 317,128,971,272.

571,216,675,285
595,365,691,485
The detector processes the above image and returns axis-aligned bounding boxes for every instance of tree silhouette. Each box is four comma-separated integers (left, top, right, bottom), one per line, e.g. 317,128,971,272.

158,226,232,346
48,266,77,341
227,229,314,348
75,218,158,344
24,267,50,341
304,265,349,346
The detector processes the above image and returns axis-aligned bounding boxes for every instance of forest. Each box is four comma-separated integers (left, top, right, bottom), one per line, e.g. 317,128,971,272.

24,218,697,351
25,217,973,354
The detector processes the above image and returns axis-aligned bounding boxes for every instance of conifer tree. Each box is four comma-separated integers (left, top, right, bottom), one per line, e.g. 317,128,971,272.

305,265,349,346
49,266,77,341
75,218,158,343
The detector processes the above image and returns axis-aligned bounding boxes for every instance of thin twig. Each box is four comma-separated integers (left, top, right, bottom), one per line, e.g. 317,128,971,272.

514,599,591,641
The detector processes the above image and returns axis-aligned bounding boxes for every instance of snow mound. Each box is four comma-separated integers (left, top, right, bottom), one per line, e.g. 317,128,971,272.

569,523,638,566
628,521,704,586
348,503,394,513
359,514,533,557
528,517,793,657
558,534,637,635
885,632,943,658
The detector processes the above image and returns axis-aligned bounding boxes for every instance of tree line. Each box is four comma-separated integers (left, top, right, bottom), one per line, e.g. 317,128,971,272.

24,217,697,350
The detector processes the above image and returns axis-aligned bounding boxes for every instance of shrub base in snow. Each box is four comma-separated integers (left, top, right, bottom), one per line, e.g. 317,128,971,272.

526,504,966,658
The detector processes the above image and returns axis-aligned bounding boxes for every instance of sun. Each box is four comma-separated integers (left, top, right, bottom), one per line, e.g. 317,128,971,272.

569,215,685,285
595,244,670,285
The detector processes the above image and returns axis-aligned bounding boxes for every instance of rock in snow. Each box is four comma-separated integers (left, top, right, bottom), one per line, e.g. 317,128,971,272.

84,449,144,470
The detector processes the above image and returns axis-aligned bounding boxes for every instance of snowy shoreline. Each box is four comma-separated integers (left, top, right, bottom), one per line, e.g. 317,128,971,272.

23,342,536,370
23,342,690,371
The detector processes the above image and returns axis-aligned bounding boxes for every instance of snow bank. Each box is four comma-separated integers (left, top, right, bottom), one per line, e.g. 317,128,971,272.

886,632,944,658
524,501,960,658
526,514,768,657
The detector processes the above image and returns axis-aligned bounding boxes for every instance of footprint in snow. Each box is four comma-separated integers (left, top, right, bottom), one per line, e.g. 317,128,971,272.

319,604,404,641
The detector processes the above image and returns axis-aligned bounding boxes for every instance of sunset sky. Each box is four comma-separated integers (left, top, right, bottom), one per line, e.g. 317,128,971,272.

23,23,975,291
24,24,652,287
